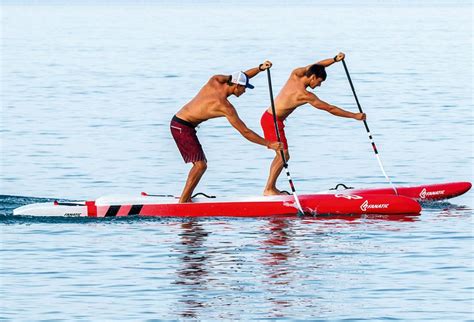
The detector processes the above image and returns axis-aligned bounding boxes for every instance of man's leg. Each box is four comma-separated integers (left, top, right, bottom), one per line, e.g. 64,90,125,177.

263,150,289,196
179,160,207,203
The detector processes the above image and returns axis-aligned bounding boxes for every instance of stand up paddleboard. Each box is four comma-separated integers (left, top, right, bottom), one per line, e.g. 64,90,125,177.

12,182,471,218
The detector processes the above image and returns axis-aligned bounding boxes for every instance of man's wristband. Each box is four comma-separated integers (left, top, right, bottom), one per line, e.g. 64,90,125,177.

259,64,264,71
334,55,339,62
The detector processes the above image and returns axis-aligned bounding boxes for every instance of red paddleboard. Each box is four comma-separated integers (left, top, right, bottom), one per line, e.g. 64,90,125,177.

89,193,421,218
13,181,471,218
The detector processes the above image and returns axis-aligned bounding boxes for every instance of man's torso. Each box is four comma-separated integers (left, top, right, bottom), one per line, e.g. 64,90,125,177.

268,72,311,120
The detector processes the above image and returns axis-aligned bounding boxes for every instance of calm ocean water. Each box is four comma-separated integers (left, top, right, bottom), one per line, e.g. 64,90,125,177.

1,0,473,320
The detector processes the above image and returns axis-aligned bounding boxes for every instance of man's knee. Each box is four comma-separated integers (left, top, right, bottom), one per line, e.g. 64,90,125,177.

194,160,207,172
278,150,289,161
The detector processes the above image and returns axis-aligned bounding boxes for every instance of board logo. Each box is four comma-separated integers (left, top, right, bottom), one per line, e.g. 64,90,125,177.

360,200,389,212
64,213,82,217
419,188,445,199
335,194,363,200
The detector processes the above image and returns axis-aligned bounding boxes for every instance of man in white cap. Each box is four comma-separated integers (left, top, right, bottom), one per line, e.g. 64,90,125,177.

171,60,282,203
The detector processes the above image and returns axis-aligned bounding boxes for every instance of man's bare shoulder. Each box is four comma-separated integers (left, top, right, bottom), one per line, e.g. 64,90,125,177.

282,86,314,103
195,75,228,96
291,66,307,78
209,74,230,84
281,73,308,93
300,90,319,103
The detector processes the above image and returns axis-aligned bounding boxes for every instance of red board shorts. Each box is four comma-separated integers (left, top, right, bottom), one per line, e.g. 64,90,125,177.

260,110,288,150
170,115,207,163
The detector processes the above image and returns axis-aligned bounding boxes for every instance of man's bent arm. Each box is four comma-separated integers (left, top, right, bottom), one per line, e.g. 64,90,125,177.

315,57,338,68
304,52,345,69
294,57,338,77
244,60,272,79
293,52,346,76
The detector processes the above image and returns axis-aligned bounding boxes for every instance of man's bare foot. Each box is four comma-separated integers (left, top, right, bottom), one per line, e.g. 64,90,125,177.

178,197,192,203
263,188,285,196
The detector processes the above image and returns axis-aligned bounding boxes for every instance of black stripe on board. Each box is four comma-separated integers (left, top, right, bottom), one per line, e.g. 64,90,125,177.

105,205,120,217
128,205,143,216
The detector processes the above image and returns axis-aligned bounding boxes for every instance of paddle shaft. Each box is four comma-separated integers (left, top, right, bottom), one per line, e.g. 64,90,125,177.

266,68,305,215
341,59,398,195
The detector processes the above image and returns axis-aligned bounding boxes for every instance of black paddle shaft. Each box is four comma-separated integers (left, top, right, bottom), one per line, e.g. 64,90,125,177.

341,58,398,195
341,59,371,134
342,59,379,154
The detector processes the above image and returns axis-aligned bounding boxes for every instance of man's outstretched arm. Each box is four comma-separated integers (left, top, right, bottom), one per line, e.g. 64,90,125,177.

306,92,365,120
224,104,282,151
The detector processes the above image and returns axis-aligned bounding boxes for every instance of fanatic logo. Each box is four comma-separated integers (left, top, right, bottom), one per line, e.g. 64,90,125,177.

360,200,389,212
419,188,445,199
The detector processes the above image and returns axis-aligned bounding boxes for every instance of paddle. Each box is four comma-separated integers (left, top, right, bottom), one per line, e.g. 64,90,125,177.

266,67,305,215
341,59,398,195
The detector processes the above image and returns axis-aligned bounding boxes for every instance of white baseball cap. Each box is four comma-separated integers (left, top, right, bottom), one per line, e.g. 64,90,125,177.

230,71,254,89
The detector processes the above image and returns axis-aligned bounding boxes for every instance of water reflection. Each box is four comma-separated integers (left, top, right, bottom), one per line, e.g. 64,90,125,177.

173,220,209,319
256,214,419,318
169,213,419,318
259,219,297,318
260,218,296,274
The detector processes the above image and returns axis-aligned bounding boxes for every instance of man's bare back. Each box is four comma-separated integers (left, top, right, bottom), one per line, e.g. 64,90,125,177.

175,75,235,125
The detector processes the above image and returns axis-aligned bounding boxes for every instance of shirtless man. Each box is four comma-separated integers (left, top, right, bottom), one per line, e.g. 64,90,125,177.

171,61,283,203
261,53,366,195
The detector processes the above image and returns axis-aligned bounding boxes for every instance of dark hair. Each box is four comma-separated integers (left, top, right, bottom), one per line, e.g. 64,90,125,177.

305,64,327,81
